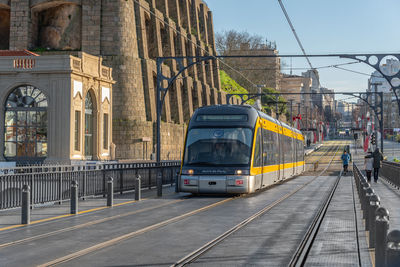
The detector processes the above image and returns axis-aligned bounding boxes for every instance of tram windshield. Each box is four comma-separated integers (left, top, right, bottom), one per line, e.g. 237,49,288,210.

183,128,253,166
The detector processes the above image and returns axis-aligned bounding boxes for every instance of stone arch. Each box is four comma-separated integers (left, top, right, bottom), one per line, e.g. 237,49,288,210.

160,24,170,57
145,13,156,59
167,0,178,23
178,0,188,30
173,32,181,56
0,3,10,50
189,1,197,36
31,1,82,51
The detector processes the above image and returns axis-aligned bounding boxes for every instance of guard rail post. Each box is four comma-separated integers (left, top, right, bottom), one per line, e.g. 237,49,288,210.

365,188,374,230
107,177,113,207
157,172,162,197
70,180,78,214
135,175,141,201
175,171,180,193
375,207,390,267
21,185,30,224
368,194,380,248
386,230,400,267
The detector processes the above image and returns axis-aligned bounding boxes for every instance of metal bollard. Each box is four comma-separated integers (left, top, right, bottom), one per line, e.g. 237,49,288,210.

175,171,180,193
70,180,78,214
157,172,162,197
107,177,113,207
21,185,30,224
365,188,374,230
364,187,374,222
135,175,141,201
368,194,380,248
386,230,400,267
375,207,390,267
361,183,368,212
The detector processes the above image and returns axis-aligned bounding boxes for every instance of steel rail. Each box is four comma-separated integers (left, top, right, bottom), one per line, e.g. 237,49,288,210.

288,145,344,267
35,142,339,266
0,199,185,249
37,197,236,267
172,144,342,267
305,141,340,171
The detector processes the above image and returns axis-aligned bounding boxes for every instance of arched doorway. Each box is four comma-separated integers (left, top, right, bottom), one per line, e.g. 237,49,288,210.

84,92,96,159
4,85,48,162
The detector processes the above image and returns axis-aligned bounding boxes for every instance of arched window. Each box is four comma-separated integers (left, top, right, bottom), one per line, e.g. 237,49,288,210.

84,92,95,159
4,85,48,160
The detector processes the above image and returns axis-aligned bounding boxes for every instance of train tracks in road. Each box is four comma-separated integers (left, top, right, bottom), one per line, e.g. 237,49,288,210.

171,143,344,266
1,141,352,267
305,140,348,172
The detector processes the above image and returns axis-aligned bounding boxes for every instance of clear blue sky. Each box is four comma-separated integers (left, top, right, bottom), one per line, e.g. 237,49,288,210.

206,0,400,100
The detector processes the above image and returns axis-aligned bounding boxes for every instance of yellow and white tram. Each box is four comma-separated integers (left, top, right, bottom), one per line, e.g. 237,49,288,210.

179,105,305,194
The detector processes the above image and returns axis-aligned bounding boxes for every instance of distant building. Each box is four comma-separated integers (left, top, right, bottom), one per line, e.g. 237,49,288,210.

280,74,312,116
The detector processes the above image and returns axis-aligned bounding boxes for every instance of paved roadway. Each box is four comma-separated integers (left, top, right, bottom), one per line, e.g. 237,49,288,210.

0,140,373,266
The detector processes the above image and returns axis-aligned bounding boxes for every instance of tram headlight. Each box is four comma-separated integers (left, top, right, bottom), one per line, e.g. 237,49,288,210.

182,169,194,175
235,170,249,175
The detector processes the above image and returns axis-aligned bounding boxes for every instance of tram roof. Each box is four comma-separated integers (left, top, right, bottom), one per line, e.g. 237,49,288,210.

190,105,302,135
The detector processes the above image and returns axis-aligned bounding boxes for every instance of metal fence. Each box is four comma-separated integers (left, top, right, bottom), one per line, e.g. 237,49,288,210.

381,161,400,188
353,163,400,266
0,161,181,210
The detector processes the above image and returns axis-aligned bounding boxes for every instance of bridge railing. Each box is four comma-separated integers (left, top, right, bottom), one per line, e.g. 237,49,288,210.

380,161,400,188
353,163,400,266
0,161,181,210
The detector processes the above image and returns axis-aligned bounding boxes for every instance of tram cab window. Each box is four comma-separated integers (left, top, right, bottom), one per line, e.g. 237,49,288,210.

183,128,253,166
262,128,277,166
253,129,262,167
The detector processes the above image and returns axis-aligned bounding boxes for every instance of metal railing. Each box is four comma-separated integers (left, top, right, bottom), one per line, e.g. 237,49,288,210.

353,163,400,266
381,161,400,189
0,161,180,210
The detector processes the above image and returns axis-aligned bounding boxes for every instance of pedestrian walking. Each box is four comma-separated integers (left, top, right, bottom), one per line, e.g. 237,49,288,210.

341,150,350,175
372,148,384,183
364,150,373,182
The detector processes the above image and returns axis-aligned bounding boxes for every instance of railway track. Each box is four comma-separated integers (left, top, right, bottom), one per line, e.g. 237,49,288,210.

2,141,355,267
171,143,344,266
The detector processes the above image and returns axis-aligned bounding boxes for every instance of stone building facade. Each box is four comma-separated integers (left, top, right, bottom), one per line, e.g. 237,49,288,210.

0,51,114,163
0,0,225,161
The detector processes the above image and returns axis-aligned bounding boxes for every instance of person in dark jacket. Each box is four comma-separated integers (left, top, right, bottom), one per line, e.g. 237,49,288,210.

372,148,384,183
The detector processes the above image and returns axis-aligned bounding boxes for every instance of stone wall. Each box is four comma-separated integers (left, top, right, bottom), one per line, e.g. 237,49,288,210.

2,0,223,161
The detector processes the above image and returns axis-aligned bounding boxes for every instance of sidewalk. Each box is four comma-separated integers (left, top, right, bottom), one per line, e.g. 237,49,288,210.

0,185,182,230
305,174,372,266
351,143,400,233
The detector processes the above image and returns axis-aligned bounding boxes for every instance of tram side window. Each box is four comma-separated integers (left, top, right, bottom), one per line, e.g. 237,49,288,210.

284,135,294,164
290,137,294,163
299,140,304,160
262,128,276,166
253,129,262,167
